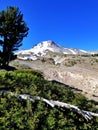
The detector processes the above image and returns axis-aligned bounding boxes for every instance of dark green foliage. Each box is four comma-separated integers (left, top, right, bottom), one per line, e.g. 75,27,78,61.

0,69,98,129
92,54,98,57
0,6,29,67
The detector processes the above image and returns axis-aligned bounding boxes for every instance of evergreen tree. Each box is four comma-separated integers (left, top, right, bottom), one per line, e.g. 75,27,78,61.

0,6,29,67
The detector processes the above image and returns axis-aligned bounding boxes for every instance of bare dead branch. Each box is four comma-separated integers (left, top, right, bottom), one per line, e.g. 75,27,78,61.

1,90,98,121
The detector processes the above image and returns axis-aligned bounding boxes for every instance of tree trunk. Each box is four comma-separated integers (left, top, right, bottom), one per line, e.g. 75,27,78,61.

2,44,7,67
2,36,9,67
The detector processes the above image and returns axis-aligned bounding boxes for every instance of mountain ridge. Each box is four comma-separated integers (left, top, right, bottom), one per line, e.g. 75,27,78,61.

17,40,96,60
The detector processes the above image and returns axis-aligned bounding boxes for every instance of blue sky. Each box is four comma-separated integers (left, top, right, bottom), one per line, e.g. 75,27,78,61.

0,0,98,51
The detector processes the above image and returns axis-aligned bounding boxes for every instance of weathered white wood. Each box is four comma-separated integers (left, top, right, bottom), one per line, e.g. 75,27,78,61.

0,90,98,121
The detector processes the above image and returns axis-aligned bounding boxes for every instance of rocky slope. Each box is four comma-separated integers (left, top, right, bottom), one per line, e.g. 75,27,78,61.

11,54,98,101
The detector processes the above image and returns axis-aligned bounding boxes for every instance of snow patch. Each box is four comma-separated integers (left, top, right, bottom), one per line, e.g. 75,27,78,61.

80,50,88,53
68,49,77,54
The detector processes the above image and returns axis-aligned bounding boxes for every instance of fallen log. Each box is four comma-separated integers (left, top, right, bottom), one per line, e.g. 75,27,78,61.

1,90,98,121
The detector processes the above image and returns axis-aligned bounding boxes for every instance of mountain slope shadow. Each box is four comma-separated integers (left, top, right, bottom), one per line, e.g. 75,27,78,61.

51,80,83,92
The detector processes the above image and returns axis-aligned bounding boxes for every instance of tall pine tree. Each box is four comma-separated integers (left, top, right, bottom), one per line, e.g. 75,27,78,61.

0,6,29,67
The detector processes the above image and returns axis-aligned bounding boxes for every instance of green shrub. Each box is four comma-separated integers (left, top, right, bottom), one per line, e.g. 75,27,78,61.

0,69,98,129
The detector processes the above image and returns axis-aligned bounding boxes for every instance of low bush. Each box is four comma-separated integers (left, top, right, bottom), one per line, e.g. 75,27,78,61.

0,69,98,129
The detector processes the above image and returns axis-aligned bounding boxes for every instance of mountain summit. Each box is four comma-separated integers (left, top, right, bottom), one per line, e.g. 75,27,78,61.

31,40,67,54
17,40,89,60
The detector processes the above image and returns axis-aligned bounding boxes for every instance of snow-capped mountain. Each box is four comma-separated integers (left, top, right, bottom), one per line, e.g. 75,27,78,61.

17,40,91,60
